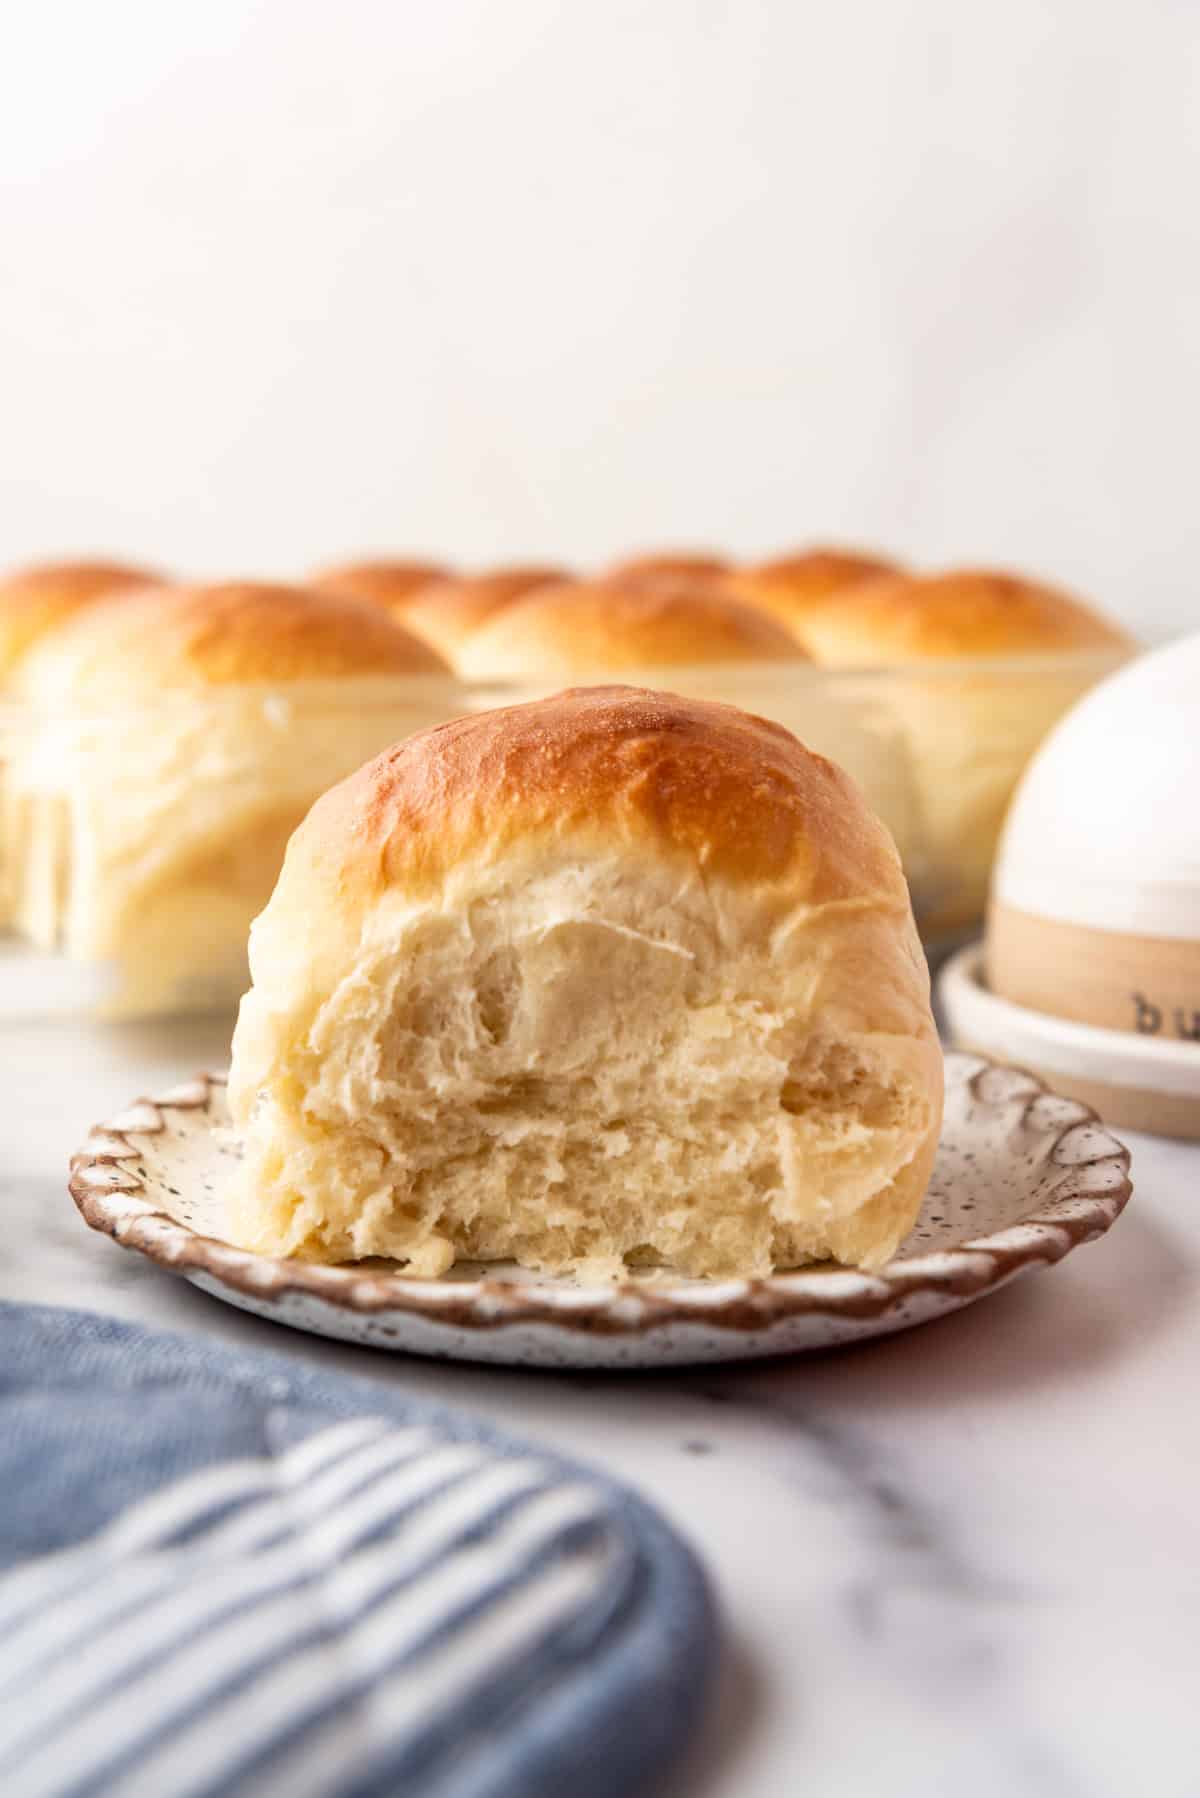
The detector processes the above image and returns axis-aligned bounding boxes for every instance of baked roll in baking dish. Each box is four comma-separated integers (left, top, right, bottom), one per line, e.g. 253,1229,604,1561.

6,581,462,1014
798,569,1137,934
724,546,901,639
0,561,168,929
228,686,943,1279
309,558,452,609
396,568,568,666
605,549,730,581
456,577,808,679
0,559,165,686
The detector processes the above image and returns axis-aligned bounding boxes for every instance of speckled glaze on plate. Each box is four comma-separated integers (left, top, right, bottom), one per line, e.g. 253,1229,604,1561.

69,1053,1132,1369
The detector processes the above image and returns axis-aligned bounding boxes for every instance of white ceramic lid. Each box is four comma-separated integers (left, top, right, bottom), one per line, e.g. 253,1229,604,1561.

993,632,1200,939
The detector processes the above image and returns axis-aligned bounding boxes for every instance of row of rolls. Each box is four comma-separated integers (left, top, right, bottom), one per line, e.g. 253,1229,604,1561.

0,547,1134,1015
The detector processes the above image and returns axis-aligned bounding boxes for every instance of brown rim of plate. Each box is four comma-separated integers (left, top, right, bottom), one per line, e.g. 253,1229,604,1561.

68,1056,1132,1338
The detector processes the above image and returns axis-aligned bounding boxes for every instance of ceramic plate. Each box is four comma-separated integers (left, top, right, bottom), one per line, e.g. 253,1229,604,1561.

69,1053,1132,1369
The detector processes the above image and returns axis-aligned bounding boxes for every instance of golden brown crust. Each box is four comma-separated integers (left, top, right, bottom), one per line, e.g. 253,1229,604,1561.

0,559,164,679
398,567,568,662
726,547,901,636
457,579,810,678
310,560,451,608
800,568,1135,664
296,684,908,902
18,579,450,696
606,550,731,580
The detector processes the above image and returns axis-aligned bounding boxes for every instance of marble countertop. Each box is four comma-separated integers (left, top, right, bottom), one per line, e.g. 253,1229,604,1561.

3,1012,1197,1798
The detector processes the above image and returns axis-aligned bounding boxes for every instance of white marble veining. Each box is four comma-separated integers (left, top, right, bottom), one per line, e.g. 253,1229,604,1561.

3,1012,1198,1798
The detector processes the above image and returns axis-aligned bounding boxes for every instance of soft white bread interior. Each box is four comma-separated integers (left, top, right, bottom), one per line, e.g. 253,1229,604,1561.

228,685,943,1278
7,582,461,1013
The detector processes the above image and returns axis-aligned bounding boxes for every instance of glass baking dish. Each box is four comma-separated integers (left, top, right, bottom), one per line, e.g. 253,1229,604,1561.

820,647,1134,944
468,649,1130,933
0,677,468,1019
0,650,1128,1019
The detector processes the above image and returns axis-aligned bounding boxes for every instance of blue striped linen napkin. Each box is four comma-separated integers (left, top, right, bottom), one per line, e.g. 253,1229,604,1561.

0,1303,717,1798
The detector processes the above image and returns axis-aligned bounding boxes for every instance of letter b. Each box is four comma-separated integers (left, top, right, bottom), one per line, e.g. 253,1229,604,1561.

1133,993,1162,1035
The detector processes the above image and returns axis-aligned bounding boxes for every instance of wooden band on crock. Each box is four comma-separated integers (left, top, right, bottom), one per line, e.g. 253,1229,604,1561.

987,902,1200,1042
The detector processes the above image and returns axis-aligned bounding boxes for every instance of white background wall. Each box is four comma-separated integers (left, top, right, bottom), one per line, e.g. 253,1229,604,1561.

1,0,1195,639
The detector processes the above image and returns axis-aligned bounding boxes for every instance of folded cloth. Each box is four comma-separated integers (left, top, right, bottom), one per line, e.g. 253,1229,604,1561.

0,1303,717,1798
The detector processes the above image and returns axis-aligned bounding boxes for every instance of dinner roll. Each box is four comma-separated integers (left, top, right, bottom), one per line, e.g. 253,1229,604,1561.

310,559,451,609
798,569,1136,934
800,568,1134,664
16,578,449,695
228,686,942,1279
606,550,730,580
399,567,567,666
0,559,163,684
457,579,809,679
726,547,900,641
7,582,460,1014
